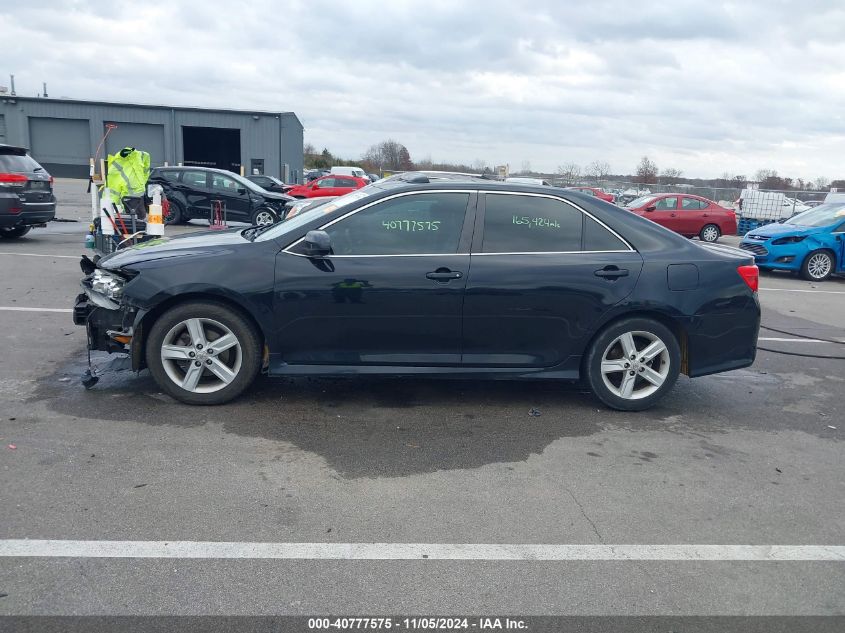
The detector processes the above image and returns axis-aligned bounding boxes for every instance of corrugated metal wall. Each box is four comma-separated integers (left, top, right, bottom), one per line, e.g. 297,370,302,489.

0,97,304,182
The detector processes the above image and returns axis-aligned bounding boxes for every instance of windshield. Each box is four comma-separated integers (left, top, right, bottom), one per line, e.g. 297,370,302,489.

230,172,270,194
254,187,375,242
625,195,657,208
785,203,845,228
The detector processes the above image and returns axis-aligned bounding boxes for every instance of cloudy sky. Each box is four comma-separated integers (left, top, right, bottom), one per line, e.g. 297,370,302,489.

2,1,844,179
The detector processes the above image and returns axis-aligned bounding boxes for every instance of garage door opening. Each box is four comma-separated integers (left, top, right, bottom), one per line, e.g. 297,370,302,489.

182,126,241,173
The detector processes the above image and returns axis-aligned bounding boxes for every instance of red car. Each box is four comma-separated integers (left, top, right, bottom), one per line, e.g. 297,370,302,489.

286,175,368,199
567,187,615,203
625,194,737,243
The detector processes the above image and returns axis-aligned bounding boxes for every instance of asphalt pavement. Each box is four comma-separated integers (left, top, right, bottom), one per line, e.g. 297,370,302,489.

0,180,843,628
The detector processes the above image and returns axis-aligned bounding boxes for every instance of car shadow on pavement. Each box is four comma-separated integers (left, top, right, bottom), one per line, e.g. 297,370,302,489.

30,345,841,478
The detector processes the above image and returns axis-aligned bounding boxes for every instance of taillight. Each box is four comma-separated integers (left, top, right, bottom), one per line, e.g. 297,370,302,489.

49,176,55,186
0,173,28,186
737,264,759,292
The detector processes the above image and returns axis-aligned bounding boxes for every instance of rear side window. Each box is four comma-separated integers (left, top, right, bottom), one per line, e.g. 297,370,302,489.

156,169,181,182
324,192,469,255
482,194,583,253
0,153,42,172
182,171,208,188
584,217,629,251
337,178,357,188
681,198,707,210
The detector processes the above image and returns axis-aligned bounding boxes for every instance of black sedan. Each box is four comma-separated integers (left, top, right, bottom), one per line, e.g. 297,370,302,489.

245,174,292,194
148,167,293,226
73,174,761,410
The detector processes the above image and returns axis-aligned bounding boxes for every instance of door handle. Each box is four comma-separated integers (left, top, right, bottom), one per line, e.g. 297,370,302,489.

594,266,629,279
426,269,462,281
670,213,677,217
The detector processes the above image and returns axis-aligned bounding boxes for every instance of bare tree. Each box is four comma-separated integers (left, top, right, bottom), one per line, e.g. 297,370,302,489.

556,162,581,185
585,160,611,184
754,168,777,183
636,156,659,184
520,160,532,175
472,158,488,173
303,142,316,156
661,167,683,184
362,139,410,171
814,176,830,190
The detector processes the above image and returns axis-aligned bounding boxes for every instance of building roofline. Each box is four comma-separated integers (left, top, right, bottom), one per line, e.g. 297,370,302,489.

6,95,301,124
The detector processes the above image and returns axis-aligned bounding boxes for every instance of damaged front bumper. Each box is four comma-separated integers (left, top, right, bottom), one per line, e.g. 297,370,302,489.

73,266,146,369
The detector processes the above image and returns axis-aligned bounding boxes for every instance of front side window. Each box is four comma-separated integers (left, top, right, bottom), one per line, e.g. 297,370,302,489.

316,178,337,189
324,192,470,255
482,194,583,253
655,197,678,210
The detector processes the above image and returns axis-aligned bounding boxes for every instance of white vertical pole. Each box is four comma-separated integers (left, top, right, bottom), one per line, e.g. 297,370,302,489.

89,158,99,221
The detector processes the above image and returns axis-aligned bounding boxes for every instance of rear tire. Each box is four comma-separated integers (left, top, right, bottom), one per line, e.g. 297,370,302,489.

699,224,720,242
145,301,261,405
584,317,681,411
800,250,834,281
0,226,31,239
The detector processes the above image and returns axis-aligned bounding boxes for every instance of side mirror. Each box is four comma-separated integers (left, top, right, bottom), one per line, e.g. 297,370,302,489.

237,187,247,195
311,183,319,190
645,205,656,212
304,230,332,257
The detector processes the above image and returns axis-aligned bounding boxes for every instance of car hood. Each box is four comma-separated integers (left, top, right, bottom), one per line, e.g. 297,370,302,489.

259,191,294,202
746,222,827,239
98,229,249,270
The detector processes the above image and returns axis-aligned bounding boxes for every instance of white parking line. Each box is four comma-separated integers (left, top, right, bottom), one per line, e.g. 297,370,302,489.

0,252,80,259
0,307,72,313
760,287,845,295
0,540,843,561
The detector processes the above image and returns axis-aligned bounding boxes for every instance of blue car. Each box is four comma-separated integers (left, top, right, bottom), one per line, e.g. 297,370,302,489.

739,203,845,281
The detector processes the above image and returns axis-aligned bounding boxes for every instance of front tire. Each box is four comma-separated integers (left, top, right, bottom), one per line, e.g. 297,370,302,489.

699,224,720,242
145,301,261,405
584,317,681,411
164,199,184,225
801,250,834,281
251,207,278,227
0,226,32,239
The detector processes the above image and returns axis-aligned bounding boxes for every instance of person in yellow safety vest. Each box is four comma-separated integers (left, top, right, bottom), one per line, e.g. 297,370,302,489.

104,147,151,201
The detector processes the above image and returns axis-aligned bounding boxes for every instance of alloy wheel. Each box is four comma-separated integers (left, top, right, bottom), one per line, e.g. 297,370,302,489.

807,252,832,280
254,210,276,226
160,318,242,393
600,330,671,400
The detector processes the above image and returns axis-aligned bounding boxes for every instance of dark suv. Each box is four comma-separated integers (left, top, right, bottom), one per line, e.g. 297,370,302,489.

0,144,56,239
148,167,293,226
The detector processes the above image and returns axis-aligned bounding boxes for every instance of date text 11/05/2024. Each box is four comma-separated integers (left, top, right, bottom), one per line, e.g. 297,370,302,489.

307,617,528,630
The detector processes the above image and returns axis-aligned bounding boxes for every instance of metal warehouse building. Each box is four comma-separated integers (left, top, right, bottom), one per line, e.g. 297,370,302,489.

0,96,304,183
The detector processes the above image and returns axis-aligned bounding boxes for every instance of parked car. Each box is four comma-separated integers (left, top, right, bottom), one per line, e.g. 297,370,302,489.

148,167,293,226
739,203,845,281
0,144,56,239
73,173,760,411
284,196,338,219
567,186,615,203
367,173,380,183
330,166,368,180
624,194,737,242
285,175,368,199
245,174,292,194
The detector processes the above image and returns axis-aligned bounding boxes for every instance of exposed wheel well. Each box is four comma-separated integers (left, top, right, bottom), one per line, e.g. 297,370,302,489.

132,293,266,371
582,310,689,376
